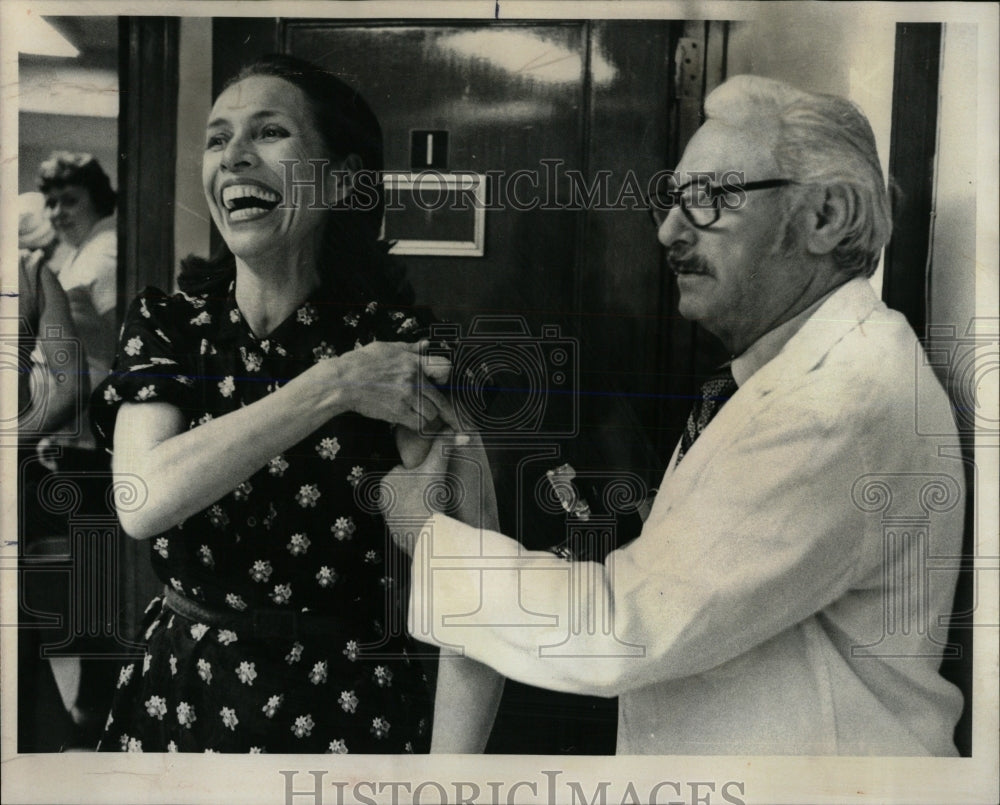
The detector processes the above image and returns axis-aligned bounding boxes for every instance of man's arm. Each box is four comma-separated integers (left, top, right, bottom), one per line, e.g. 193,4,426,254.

403,399,894,697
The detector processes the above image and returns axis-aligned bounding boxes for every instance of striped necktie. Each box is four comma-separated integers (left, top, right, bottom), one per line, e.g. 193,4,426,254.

675,368,738,466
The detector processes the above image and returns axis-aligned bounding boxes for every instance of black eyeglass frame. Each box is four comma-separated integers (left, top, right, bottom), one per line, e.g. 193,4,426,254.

647,178,799,230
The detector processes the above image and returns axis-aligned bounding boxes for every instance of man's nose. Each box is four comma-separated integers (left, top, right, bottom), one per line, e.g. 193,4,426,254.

656,205,694,249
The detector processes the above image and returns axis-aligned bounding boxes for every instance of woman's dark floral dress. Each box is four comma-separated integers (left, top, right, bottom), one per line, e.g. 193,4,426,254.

92,281,433,753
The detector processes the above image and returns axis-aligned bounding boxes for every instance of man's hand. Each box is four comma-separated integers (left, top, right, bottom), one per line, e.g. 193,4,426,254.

381,429,462,554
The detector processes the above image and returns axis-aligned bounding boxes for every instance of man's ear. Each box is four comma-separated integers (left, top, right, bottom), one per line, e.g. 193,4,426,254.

803,184,855,256
327,153,363,204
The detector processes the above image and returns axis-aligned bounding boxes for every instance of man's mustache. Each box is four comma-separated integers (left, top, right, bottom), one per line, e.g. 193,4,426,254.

666,247,712,277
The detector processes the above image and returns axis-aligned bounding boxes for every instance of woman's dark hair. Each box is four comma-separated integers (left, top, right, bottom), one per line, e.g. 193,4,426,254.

179,53,411,306
37,152,117,218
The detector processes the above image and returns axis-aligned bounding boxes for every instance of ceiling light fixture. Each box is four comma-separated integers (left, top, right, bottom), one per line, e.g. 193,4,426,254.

19,14,80,58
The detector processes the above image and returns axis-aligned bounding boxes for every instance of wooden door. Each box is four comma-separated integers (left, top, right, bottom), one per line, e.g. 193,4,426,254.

212,16,711,754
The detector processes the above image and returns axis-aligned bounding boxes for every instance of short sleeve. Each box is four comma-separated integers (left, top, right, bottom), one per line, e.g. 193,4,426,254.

90,287,198,449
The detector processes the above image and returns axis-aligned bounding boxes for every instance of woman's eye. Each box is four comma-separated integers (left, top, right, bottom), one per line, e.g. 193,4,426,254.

260,125,288,140
205,133,227,150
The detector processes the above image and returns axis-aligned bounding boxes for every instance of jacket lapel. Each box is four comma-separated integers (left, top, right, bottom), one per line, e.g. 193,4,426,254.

652,278,883,516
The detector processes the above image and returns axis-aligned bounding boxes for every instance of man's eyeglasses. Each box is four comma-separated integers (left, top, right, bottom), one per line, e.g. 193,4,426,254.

647,178,798,230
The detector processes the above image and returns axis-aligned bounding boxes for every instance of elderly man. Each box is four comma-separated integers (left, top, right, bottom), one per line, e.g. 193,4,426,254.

384,75,964,755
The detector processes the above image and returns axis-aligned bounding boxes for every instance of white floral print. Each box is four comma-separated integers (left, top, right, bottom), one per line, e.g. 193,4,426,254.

198,544,215,567
338,690,359,714
95,287,435,753
285,642,304,664
331,516,356,541
396,317,418,334
262,694,283,718
176,701,196,728
207,505,229,528
240,346,263,372
117,663,134,689
309,661,328,685
142,616,160,640
220,706,239,730
296,304,317,325
292,714,315,738
287,533,311,556
145,695,167,720
249,559,273,583
217,629,238,645
316,437,341,460
236,661,257,686
316,566,337,588
312,341,337,361
370,717,390,739
296,484,320,507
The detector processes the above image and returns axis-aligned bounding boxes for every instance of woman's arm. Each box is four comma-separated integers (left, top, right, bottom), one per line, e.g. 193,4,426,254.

431,650,504,753
19,258,88,434
114,340,454,539
389,427,505,752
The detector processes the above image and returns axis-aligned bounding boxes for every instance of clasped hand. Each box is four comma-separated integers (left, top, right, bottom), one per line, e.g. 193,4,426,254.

327,339,458,433
380,429,462,555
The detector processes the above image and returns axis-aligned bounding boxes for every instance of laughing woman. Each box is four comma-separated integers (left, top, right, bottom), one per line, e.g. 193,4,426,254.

93,55,501,753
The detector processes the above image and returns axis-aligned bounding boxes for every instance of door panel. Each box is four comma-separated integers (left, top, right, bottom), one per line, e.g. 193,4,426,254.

212,17,690,754
285,22,586,328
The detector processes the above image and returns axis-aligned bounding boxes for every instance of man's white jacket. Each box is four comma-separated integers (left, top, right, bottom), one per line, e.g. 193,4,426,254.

407,277,965,755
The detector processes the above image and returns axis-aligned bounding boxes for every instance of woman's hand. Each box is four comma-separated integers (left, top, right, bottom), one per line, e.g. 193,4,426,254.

395,422,444,469
380,429,462,554
322,340,459,432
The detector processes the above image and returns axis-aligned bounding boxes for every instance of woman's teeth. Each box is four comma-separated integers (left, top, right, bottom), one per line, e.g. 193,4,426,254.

221,184,282,220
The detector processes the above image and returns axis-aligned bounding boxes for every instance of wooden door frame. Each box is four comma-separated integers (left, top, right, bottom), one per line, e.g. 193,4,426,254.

118,16,180,307
115,15,180,639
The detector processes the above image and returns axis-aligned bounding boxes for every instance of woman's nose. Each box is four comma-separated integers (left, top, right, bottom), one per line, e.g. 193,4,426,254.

221,133,256,171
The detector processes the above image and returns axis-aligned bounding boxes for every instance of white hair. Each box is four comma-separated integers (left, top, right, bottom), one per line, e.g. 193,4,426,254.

704,75,892,278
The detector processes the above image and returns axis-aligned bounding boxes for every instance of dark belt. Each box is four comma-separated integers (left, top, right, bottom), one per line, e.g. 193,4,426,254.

162,587,348,640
